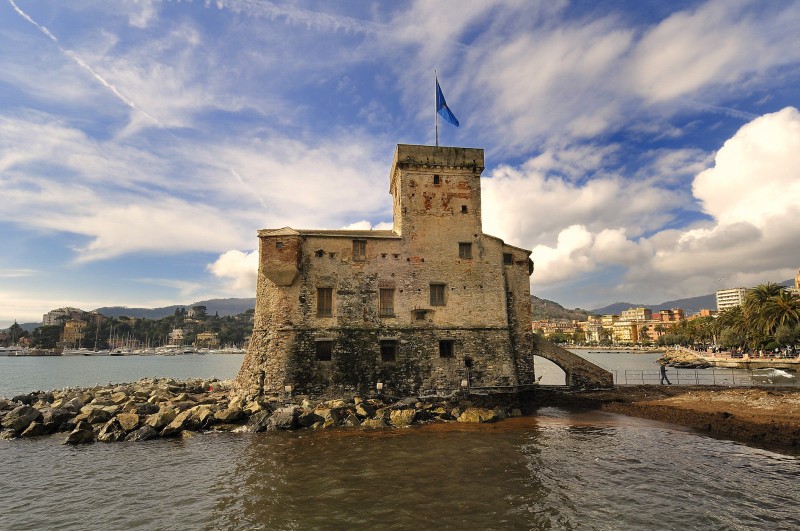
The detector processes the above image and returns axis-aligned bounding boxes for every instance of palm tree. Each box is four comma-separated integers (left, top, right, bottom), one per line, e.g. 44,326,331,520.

763,290,800,333
744,283,784,337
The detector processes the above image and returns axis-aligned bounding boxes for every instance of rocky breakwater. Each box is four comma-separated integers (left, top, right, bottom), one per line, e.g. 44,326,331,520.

0,378,524,445
659,348,711,369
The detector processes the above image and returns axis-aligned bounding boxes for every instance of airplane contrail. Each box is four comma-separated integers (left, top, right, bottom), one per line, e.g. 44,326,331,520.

8,0,161,126
230,168,269,210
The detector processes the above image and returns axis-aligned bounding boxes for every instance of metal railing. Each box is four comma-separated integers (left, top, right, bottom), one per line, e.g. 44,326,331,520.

613,368,799,387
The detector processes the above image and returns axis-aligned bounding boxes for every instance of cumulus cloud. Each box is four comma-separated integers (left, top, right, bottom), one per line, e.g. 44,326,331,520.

207,250,259,295
528,107,800,305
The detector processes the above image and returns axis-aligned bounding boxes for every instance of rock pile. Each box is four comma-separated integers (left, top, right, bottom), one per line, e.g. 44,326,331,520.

0,378,523,445
659,349,711,369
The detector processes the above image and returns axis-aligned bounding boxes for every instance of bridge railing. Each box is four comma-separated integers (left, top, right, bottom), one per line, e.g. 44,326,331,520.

613,368,799,387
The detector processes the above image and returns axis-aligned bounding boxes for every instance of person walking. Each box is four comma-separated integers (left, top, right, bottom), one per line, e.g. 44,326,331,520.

659,363,672,385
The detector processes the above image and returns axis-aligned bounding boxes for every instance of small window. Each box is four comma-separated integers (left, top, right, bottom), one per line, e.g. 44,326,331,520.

459,243,472,259
461,205,468,213
414,310,426,321
380,340,398,362
316,341,332,361
433,174,440,185
439,340,454,358
503,253,513,265
379,288,395,317
276,242,284,250
317,287,333,317
430,283,446,306
353,240,366,261
315,249,324,258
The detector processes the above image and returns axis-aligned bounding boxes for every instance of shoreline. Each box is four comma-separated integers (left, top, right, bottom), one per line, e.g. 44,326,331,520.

3,379,799,455
531,386,800,455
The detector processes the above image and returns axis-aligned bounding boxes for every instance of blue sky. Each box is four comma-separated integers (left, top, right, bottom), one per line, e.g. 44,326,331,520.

2,0,800,327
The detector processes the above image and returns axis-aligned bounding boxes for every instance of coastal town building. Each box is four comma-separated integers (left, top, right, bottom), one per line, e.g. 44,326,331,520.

716,288,748,312
43,307,87,326
620,307,652,322
60,319,87,347
236,144,537,398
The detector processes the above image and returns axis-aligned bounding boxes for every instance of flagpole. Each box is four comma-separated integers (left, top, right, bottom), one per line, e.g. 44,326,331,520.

434,70,439,147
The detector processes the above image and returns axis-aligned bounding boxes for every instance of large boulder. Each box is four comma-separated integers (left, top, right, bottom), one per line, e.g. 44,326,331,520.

64,421,95,445
41,408,76,433
214,407,244,423
116,413,140,432
97,418,127,442
125,425,158,442
160,409,196,437
145,408,177,430
0,398,17,411
389,409,416,427
1,405,42,433
245,410,271,432
267,406,299,430
20,421,48,438
456,408,498,423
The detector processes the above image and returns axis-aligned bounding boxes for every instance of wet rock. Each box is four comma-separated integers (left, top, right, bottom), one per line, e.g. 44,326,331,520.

297,411,324,428
0,429,17,440
246,410,272,432
457,407,497,423
355,402,376,418
97,418,127,442
145,408,177,430
136,402,160,416
214,407,244,423
341,412,361,428
0,398,16,411
267,406,299,430
64,421,95,445
41,408,75,432
61,397,85,413
21,421,48,438
11,393,35,405
361,418,389,429
1,405,42,433
116,413,140,432
161,409,197,437
125,425,158,442
389,409,416,427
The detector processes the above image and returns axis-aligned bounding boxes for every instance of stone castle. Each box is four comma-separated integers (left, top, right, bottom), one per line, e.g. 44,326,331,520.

235,144,538,399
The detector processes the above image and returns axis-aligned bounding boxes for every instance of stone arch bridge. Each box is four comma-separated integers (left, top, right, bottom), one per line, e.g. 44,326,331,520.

533,335,614,388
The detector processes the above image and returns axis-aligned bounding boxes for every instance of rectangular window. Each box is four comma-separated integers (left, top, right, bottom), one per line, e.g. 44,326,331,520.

379,288,395,317
503,253,513,265
439,340,454,358
276,242,284,250
317,287,333,317
430,283,446,306
459,242,472,259
316,341,332,361
353,240,366,261
380,340,398,362
433,174,440,185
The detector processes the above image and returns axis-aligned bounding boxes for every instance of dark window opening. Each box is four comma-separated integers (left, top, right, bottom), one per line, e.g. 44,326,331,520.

276,242,284,250
380,340,398,362
430,283,446,306
317,287,333,317
353,240,366,261
503,253,513,265
433,174,440,185
414,310,426,320
464,357,473,368
316,341,332,361
439,340,455,358
393,253,400,259
315,249,324,258
461,205,468,213
459,242,472,259
379,288,395,317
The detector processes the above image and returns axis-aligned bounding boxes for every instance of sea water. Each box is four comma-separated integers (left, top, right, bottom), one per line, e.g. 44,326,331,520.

3,353,800,529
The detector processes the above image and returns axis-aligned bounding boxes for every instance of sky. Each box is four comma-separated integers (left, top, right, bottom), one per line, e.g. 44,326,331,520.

2,0,800,328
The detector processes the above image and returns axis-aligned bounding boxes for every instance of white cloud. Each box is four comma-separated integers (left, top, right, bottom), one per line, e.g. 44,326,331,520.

207,250,258,295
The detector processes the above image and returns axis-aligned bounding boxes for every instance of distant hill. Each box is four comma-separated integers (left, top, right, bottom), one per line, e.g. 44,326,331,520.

591,278,794,315
94,298,255,319
531,295,592,321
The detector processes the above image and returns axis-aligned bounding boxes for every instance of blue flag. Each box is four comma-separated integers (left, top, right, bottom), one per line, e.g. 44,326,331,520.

436,79,459,127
